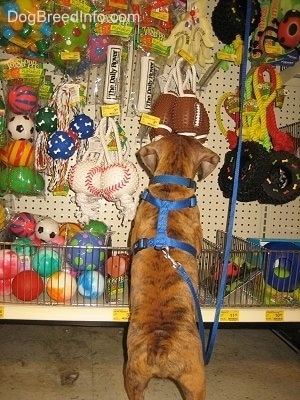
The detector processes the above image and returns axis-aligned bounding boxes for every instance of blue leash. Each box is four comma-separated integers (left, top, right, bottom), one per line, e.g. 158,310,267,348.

204,0,253,364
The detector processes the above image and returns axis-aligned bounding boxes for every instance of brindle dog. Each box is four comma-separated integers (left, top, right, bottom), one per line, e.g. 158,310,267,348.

125,136,219,400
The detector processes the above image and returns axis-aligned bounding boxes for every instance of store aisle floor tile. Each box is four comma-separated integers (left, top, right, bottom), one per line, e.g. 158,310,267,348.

0,324,299,400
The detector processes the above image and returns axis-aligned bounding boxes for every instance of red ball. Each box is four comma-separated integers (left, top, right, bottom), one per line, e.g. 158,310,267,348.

278,10,300,49
10,212,36,238
12,270,44,301
8,85,38,115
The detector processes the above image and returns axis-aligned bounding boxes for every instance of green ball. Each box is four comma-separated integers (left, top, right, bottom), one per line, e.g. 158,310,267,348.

32,248,61,277
32,172,45,194
35,106,58,133
9,167,35,194
0,168,9,194
83,220,108,238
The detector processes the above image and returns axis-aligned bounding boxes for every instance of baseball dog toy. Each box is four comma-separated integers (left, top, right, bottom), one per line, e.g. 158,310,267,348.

97,117,139,221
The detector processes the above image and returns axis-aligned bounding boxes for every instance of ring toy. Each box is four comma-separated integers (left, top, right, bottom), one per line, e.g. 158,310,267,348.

258,151,300,205
218,141,271,202
212,0,261,45
264,241,300,292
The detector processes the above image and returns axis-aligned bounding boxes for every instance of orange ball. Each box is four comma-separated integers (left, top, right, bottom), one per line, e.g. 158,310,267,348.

106,254,128,278
6,140,34,167
59,222,82,241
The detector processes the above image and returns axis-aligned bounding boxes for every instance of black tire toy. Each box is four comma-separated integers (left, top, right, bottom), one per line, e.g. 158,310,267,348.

258,151,300,205
212,0,261,45
218,141,271,202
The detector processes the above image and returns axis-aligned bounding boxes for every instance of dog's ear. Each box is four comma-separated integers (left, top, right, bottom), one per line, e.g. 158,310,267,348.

136,141,158,176
197,146,220,180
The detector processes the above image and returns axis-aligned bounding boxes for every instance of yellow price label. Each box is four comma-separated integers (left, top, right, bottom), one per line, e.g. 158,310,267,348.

60,52,80,61
0,306,4,318
101,104,121,117
113,308,130,321
217,51,237,62
140,113,160,128
265,310,284,322
150,10,169,22
220,310,239,322
178,49,196,65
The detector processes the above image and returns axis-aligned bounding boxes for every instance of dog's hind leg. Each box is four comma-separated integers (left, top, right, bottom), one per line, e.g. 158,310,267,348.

176,372,206,400
124,364,150,400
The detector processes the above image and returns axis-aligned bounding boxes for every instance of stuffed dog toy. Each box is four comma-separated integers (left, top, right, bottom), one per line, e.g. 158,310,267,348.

125,135,219,400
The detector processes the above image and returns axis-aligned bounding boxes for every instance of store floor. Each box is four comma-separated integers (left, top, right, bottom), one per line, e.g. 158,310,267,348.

0,324,299,400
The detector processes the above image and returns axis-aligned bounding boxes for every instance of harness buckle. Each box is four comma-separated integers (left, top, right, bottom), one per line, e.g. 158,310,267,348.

161,246,180,269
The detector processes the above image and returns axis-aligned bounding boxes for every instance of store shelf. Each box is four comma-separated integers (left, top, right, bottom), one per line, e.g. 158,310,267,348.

1,304,299,324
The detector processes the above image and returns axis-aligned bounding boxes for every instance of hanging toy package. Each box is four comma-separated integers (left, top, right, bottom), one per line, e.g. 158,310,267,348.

88,0,136,117
129,0,176,138
163,0,215,71
0,0,54,59
48,2,92,76
68,116,139,224
249,0,300,66
34,76,89,195
0,57,46,197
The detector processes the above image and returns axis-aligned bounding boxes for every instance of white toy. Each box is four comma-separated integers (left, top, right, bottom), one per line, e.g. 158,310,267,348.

7,114,35,141
35,217,60,242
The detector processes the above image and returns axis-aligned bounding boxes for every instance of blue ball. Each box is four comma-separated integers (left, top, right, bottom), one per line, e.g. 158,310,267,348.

77,270,105,299
69,114,94,140
3,2,20,16
66,232,105,271
48,130,77,160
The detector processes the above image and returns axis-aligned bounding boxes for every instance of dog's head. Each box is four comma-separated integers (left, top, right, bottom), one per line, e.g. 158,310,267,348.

137,136,219,180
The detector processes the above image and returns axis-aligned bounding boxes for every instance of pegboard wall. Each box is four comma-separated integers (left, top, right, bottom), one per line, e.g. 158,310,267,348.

3,1,300,245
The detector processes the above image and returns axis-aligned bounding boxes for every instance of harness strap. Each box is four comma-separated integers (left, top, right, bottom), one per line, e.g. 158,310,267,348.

151,174,197,190
132,189,198,257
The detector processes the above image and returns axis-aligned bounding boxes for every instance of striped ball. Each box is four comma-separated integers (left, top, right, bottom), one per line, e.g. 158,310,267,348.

10,212,36,238
6,139,35,167
8,85,38,114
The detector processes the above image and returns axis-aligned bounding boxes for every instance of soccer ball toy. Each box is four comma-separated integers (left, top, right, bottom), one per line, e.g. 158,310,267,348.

7,114,35,141
35,217,60,242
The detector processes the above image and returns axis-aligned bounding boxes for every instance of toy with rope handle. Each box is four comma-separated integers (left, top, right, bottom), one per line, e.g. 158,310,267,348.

216,91,240,149
256,64,295,153
97,117,139,222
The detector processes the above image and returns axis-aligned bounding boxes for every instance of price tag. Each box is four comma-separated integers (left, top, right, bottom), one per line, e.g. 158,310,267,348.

113,308,130,321
220,310,239,322
265,310,284,322
101,104,121,117
140,113,160,128
60,51,80,61
0,306,4,318
178,49,196,65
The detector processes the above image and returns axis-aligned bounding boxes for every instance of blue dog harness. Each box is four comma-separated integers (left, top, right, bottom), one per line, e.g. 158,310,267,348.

132,174,198,257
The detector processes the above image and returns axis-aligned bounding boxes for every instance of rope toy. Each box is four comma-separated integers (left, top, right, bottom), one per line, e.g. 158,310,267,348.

97,117,139,222
212,0,261,45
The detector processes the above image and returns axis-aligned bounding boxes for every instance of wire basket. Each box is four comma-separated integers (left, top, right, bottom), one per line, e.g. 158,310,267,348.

280,121,300,158
0,231,299,308
198,231,300,307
